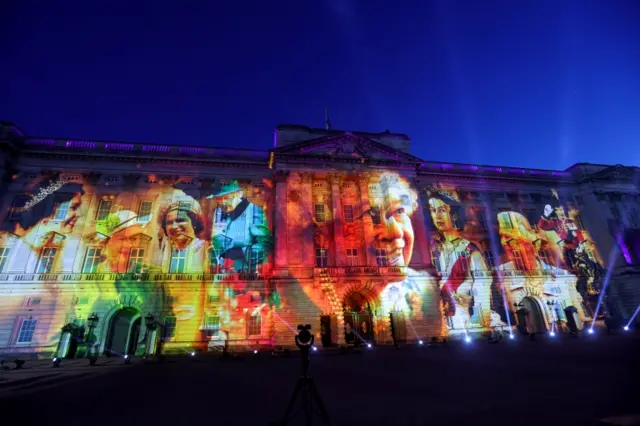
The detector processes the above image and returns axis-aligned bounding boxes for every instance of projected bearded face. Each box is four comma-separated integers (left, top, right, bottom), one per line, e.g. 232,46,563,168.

165,209,196,250
369,176,417,269
216,190,243,214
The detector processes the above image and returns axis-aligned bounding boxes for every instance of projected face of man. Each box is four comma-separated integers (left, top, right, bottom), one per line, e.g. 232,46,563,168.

216,190,243,214
370,177,416,269
165,209,196,250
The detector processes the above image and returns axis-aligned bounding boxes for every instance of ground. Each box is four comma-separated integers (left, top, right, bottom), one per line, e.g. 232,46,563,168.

1,333,639,426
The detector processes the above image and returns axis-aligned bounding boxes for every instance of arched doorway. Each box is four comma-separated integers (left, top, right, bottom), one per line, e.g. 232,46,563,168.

105,308,141,356
343,291,374,345
520,297,547,334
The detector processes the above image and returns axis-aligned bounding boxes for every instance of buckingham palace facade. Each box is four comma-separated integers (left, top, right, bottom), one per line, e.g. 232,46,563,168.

0,121,638,358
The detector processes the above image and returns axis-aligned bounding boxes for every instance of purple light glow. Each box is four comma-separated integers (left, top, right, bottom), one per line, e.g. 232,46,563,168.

26,139,56,146
616,232,633,264
105,143,134,151
142,145,171,153
178,147,206,154
65,140,97,149
441,163,453,169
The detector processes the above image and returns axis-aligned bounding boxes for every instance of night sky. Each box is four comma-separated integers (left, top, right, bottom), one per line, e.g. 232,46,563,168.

2,0,639,170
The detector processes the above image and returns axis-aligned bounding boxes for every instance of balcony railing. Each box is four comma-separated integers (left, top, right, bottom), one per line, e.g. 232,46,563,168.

0,272,267,283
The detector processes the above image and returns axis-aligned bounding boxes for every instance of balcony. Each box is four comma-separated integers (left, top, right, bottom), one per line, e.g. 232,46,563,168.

0,272,267,283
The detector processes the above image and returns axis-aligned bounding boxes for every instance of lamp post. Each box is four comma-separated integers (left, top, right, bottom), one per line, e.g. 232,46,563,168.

86,313,99,358
144,313,159,357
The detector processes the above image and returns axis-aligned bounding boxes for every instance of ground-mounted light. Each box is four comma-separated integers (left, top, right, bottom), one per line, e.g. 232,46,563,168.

190,352,195,357
52,357,62,368
124,354,131,365
549,331,556,337
312,346,318,352
623,325,630,331
464,336,471,343
253,350,258,354
588,328,595,335
418,340,424,345
509,334,515,340
366,343,372,349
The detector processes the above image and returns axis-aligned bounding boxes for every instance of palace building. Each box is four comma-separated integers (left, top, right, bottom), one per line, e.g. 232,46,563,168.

0,120,638,358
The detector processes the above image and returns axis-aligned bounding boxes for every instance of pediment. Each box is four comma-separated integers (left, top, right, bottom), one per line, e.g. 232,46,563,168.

274,133,422,163
589,165,638,182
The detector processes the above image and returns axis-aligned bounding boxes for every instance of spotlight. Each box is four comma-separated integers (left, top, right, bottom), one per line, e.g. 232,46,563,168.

588,328,594,334
253,350,258,354
124,354,129,359
312,346,318,352
418,340,424,345
509,334,515,340
190,352,195,357
366,343,372,349
124,354,131,365
464,336,471,343
52,357,61,368
549,331,556,337
623,326,629,331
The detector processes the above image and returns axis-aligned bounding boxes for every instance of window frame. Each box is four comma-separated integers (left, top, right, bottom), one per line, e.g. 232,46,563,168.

35,247,58,274
82,247,103,274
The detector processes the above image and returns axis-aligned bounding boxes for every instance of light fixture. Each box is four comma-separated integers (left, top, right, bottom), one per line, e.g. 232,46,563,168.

588,328,594,334
464,336,471,343
312,346,318,352
509,334,515,340
549,331,556,337
623,326,629,331
367,343,372,348
52,357,61,368
254,350,258,354
418,340,424,345
190,352,195,357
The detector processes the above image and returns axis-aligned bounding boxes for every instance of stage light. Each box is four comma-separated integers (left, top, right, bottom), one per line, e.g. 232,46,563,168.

418,340,424,345
509,334,515,340
52,357,61,368
588,328,594,334
190,352,195,357
464,336,471,343
124,354,129,359
312,346,318,352
124,354,131,365
623,326,629,331
254,350,258,354
366,343,372,349
549,331,556,337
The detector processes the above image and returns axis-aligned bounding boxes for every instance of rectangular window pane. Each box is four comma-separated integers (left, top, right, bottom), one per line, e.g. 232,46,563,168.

376,248,388,267
0,247,10,272
17,318,37,343
128,248,145,273
170,249,186,273
96,199,113,220
204,315,221,337
248,314,261,336
36,248,57,273
137,201,153,223
82,248,102,273
315,248,328,267
315,204,325,223
54,200,71,221
343,205,354,223
8,196,29,220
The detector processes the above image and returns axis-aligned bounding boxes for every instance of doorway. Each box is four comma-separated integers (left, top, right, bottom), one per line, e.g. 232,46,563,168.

521,297,547,334
343,291,374,345
105,308,141,356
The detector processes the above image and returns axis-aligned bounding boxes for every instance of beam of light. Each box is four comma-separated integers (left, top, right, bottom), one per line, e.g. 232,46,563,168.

625,305,640,330
591,245,620,328
405,316,421,342
272,311,298,334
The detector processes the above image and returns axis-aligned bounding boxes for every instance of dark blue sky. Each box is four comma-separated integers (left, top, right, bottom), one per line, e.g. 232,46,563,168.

2,0,639,170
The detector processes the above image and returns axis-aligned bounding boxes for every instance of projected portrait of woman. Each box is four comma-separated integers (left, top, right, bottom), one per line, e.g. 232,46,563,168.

426,186,496,331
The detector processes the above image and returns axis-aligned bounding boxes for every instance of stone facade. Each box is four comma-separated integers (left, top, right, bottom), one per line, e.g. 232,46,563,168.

0,121,638,358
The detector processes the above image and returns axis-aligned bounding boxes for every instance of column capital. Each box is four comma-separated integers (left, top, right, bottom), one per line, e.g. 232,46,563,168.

328,173,343,187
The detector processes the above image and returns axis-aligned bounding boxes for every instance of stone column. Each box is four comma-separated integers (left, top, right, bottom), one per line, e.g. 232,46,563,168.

274,171,289,268
410,182,432,268
358,173,375,266
330,174,346,267
301,173,316,267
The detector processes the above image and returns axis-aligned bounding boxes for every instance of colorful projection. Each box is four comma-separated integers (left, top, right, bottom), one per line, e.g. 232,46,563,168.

0,173,273,356
0,169,607,357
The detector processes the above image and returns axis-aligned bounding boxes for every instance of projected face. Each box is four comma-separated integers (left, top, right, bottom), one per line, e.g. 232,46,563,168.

369,175,417,268
428,197,455,232
165,209,196,250
59,193,83,233
216,191,243,213
498,211,538,269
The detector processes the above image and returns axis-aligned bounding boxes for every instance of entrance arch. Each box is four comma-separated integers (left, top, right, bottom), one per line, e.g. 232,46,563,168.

343,291,375,345
105,308,141,356
520,296,547,334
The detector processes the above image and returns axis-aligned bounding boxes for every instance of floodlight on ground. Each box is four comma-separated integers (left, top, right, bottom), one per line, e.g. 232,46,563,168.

312,346,318,352
52,357,62,368
253,350,258,354
623,326,629,331
366,343,372,349
464,336,471,343
549,331,556,337
88,356,98,366
190,352,195,356
509,334,515,340
418,340,424,345
588,328,594,335
124,354,131,365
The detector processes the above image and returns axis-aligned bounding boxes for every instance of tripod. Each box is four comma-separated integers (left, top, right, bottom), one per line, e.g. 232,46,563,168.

272,344,331,426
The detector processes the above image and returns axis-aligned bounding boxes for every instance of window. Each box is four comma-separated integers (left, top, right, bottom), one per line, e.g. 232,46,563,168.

0,247,10,272
204,315,221,338
127,248,145,273
105,177,119,183
499,209,513,230
214,207,224,224
137,201,153,223
315,204,325,223
208,293,220,303
249,246,264,273
346,248,359,266
430,249,441,272
96,199,113,220
178,201,192,211
36,247,57,273
252,204,264,225
484,251,495,270
163,316,177,339
476,210,487,230
247,314,261,336
343,205,354,223
170,249,186,273
8,196,29,220
376,248,388,267
82,248,103,273
451,207,461,229
53,199,71,221
511,249,525,270
17,318,37,344
315,247,328,267
538,250,551,269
